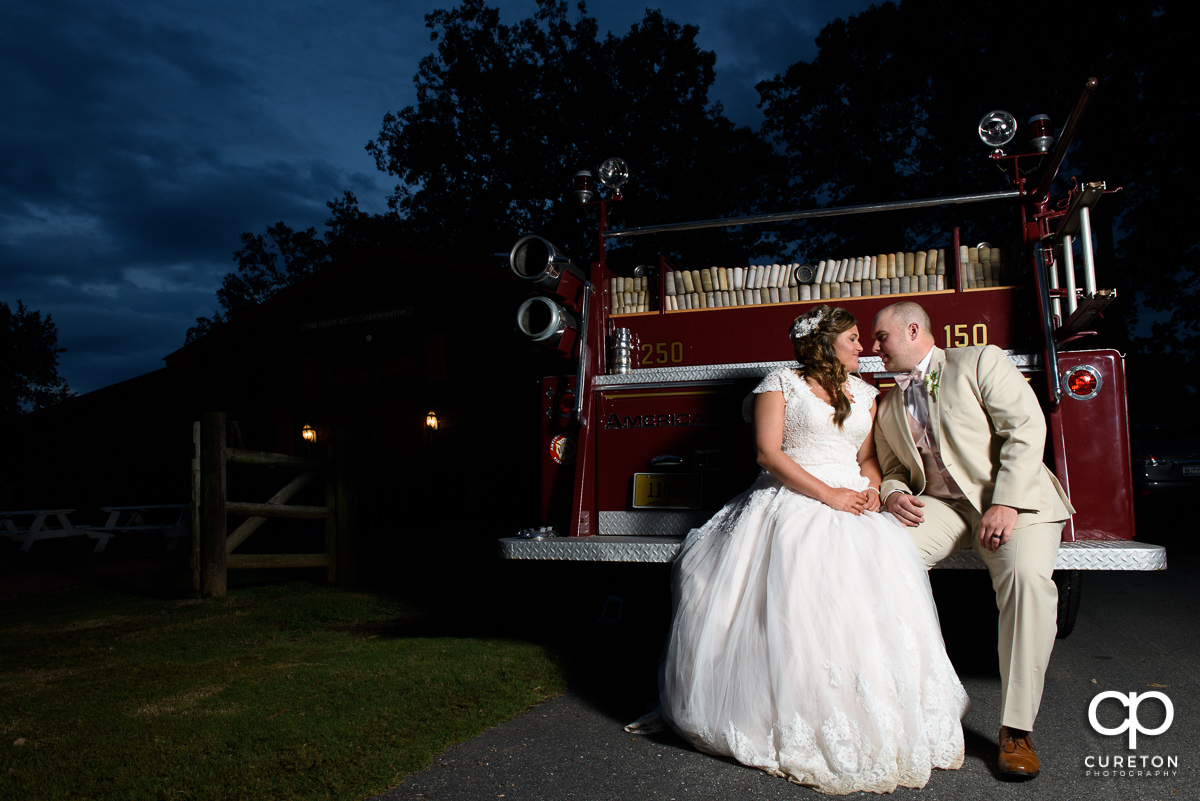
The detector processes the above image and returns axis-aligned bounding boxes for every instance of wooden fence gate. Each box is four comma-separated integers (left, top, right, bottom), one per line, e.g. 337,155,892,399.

192,412,336,598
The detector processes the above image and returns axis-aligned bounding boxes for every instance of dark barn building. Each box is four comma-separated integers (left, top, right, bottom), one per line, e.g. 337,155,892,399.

6,249,563,598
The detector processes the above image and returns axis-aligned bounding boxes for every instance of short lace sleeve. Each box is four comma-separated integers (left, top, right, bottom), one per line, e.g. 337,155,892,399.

752,368,790,395
849,374,879,404
744,368,791,422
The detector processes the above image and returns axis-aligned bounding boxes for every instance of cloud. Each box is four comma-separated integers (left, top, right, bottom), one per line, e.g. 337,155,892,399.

1,0,876,395
0,0,403,392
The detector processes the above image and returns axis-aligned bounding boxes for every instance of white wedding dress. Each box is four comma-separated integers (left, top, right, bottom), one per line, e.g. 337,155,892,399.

659,368,969,794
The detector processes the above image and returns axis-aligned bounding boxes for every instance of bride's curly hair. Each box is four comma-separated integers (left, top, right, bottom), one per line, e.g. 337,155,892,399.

790,305,858,429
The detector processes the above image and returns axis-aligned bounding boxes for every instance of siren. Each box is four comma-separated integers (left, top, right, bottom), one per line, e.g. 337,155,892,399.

573,170,594,204
1028,114,1054,153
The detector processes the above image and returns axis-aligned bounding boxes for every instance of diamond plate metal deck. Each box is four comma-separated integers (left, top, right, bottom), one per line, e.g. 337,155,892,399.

499,536,683,563
593,361,792,387
598,511,709,537
591,351,1038,387
934,539,1167,570
498,536,1166,569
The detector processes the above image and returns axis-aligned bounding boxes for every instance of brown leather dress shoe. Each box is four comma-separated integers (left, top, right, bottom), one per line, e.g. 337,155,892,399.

998,726,1039,780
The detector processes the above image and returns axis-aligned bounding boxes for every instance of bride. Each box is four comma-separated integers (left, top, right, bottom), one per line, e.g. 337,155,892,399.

655,305,969,794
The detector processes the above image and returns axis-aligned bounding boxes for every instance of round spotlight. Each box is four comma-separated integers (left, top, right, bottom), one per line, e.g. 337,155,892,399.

597,157,629,196
978,110,1017,148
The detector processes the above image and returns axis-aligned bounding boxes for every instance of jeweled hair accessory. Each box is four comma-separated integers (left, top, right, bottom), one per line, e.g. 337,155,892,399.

790,309,826,339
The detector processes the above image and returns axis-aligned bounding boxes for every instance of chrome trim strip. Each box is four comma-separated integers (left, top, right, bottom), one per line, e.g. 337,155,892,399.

498,537,1166,569
604,190,1021,239
575,282,591,423
594,352,1039,387
595,361,792,387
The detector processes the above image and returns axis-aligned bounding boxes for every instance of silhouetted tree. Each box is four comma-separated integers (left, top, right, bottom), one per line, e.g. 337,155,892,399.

1,300,71,418
366,0,787,268
187,193,398,341
194,0,1196,394
758,0,1197,393
190,1,786,342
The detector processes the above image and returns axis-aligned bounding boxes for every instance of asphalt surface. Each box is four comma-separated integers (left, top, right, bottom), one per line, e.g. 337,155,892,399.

375,496,1197,801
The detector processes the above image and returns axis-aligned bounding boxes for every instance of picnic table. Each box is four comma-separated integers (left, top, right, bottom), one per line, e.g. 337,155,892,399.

83,504,190,553
1,509,85,553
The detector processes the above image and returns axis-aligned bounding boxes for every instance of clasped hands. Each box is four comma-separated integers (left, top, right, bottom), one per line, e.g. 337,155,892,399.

883,493,1018,551
824,487,882,516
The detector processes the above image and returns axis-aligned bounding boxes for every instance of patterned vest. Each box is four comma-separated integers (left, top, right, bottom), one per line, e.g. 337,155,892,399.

906,407,966,500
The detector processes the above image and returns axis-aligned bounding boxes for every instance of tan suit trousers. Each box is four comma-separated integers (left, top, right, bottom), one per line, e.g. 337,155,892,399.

909,496,1062,732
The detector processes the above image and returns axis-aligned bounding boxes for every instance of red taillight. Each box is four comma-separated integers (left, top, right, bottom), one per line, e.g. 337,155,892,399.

1062,364,1103,400
1068,370,1096,396
557,391,576,417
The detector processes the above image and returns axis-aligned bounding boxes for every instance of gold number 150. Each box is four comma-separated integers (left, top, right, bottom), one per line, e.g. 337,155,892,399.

944,323,988,348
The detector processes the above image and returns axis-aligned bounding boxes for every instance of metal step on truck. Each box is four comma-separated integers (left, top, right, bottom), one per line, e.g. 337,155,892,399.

498,78,1166,637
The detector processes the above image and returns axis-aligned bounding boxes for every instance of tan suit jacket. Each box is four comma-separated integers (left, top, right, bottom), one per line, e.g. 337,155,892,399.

875,345,1074,527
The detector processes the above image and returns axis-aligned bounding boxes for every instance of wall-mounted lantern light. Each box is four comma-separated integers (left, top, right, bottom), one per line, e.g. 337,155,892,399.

425,411,439,431
301,423,318,443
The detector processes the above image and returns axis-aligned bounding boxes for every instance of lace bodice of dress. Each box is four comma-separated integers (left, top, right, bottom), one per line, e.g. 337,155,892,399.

753,368,879,491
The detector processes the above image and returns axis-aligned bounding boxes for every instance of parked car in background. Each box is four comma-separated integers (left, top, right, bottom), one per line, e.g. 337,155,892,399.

1131,423,1200,494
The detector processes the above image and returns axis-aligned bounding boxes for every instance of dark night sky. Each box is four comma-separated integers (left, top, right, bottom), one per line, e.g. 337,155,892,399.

1,0,876,395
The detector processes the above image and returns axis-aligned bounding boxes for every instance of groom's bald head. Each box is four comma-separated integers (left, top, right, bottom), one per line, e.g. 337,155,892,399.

879,301,931,335
872,301,935,372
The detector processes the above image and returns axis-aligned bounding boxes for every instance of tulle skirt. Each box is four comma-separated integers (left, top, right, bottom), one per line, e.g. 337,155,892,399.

660,477,969,795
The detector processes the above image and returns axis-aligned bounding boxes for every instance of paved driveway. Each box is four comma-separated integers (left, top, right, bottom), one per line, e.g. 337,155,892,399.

379,497,1196,801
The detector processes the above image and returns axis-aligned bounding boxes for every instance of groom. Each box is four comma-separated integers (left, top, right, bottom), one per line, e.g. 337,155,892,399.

871,301,1073,781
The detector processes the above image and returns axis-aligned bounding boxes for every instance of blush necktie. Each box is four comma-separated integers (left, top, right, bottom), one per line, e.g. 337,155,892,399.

893,368,924,391
901,371,931,432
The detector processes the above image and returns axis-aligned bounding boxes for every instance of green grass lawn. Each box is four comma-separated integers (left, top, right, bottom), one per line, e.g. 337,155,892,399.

0,579,567,801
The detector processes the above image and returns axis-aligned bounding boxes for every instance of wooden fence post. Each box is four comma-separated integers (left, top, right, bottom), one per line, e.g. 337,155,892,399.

324,442,338,584
332,427,354,587
199,412,228,599
191,421,202,593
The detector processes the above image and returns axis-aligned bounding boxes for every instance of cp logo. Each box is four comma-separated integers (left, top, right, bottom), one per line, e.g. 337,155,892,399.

1088,691,1174,749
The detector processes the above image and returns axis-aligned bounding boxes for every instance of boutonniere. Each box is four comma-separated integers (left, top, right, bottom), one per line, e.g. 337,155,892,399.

924,369,941,402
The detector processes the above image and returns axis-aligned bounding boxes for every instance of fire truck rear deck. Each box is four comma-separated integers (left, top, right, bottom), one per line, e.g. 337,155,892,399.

497,79,1166,636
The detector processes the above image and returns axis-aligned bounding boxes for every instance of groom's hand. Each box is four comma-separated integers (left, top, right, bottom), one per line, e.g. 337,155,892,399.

977,504,1018,551
884,492,925,526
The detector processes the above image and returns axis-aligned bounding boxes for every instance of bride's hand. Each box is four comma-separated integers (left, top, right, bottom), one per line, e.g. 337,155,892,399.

823,487,868,515
862,488,881,513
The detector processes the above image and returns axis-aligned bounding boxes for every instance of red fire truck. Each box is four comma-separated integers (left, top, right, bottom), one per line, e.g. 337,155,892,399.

498,78,1165,635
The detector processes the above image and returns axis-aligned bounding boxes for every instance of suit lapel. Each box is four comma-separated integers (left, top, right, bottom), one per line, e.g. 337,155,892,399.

926,348,947,446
